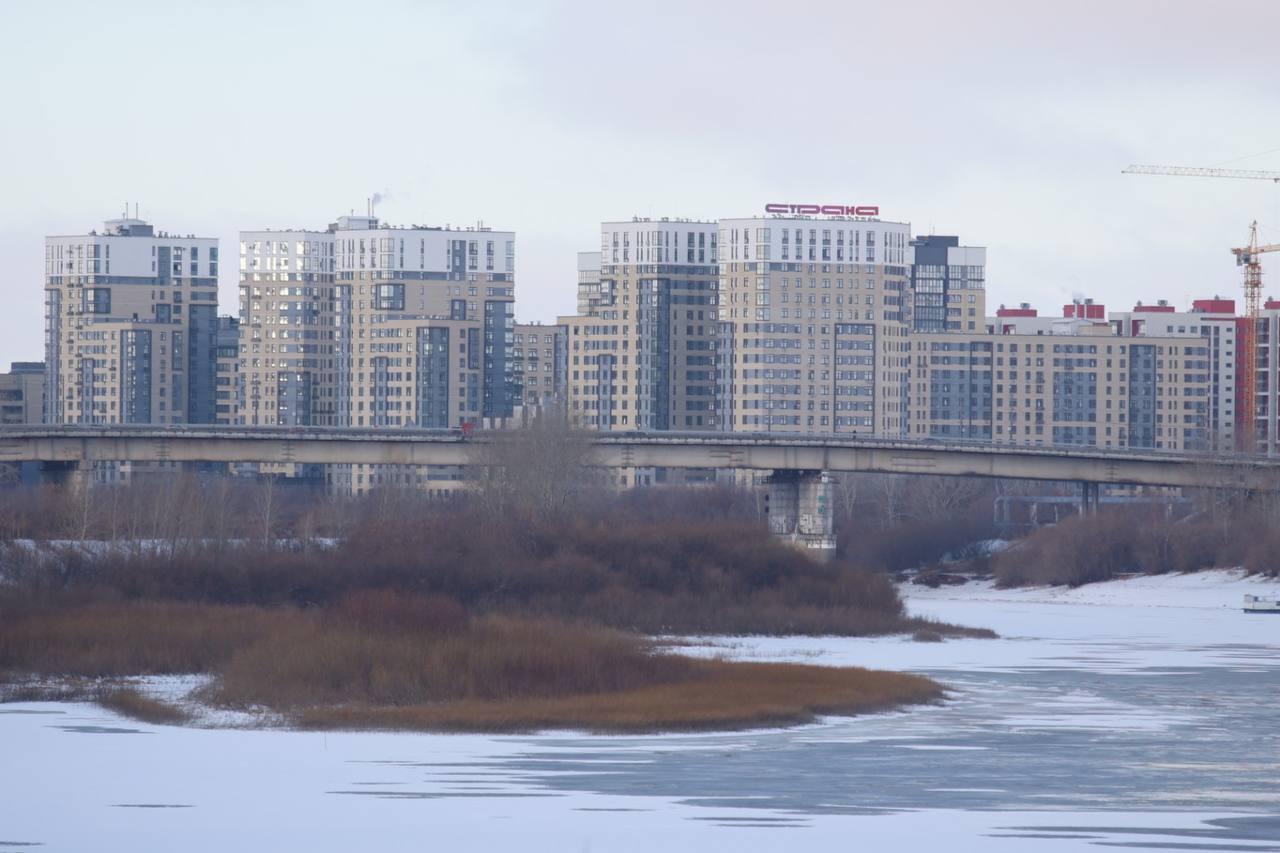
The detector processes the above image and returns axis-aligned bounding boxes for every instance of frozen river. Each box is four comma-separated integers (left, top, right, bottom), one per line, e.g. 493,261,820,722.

4,571,1280,852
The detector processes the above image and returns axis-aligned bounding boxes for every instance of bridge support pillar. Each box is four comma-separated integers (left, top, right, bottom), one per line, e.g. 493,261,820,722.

765,469,836,560
1078,481,1100,517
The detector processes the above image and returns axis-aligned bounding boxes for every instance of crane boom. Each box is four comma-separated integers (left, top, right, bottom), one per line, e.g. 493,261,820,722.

1123,164,1280,182
1233,243,1280,261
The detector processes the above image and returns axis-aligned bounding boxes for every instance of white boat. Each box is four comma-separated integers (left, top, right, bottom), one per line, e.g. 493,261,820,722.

1243,594,1280,613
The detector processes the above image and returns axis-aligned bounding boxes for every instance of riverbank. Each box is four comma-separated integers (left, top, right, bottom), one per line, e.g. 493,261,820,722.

2,660,943,735
0,600,947,734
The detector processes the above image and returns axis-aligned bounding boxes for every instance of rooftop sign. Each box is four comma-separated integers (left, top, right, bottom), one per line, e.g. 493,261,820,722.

765,203,879,217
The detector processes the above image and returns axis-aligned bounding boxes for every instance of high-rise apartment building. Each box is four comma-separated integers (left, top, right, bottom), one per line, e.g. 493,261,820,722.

718,214,913,435
44,216,220,425
563,218,719,431
238,215,516,432
238,229,336,426
334,215,516,429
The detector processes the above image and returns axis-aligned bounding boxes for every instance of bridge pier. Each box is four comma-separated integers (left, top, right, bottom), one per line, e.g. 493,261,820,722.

765,469,836,560
1078,481,1100,517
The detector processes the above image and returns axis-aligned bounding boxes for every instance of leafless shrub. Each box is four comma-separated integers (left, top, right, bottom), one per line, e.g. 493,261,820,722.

95,685,190,725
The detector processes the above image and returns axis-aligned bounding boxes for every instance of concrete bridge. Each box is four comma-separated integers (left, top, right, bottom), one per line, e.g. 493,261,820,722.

4,426,1279,558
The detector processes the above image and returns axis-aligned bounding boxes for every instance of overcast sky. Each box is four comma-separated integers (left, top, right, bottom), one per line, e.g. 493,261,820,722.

3,0,1280,366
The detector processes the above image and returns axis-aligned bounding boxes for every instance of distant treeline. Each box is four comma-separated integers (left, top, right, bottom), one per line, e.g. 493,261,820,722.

0,482,991,638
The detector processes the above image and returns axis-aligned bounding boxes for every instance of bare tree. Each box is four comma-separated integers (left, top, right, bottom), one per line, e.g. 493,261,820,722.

254,475,278,548
876,474,909,528
912,475,983,518
72,475,97,543
469,414,602,522
832,473,858,522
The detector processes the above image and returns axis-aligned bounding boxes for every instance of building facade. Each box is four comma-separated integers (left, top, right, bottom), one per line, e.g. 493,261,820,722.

909,298,1223,452
214,316,240,426
513,322,567,423
1110,298,1238,452
238,215,516,433
238,229,336,426
0,362,45,425
575,252,602,315
44,216,220,425
909,235,986,333
718,215,914,436
334,215,516,430
908,330,1212,451
563,218,719,432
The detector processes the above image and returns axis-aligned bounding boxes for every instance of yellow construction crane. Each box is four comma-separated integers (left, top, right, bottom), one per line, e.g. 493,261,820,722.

1123,163,1280,451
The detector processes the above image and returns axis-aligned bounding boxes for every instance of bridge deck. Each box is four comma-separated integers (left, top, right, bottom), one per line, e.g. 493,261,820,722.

1,427,1277,490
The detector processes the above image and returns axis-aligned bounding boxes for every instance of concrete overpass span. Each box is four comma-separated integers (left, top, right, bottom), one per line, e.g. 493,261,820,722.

1,426,1278,491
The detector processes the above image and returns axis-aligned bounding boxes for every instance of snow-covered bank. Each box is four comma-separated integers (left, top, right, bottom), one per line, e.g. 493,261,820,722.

680,568,1280,675
907,567,1280,611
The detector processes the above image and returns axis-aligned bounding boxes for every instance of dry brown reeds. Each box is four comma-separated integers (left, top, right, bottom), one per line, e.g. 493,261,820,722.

0,598,943,732
292,661,942,733
95,685,190,725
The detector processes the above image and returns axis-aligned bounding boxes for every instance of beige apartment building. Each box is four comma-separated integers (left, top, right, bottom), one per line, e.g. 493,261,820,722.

336,216,515,431
718,214,914,436
1109,298,1238,452
513,322,566,423
907,325,1213,451
44,216,221,426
